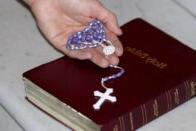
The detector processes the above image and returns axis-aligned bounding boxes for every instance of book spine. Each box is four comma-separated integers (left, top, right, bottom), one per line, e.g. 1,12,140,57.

101,77,196,131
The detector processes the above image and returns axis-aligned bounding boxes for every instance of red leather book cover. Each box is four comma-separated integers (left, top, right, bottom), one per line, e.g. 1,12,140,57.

23,18,196,130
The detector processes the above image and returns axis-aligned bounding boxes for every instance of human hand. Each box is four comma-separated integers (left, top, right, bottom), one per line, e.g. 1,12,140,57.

28,0,123,68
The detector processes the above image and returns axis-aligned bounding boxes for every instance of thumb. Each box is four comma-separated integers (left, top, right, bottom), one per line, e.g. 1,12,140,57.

95,6,122,35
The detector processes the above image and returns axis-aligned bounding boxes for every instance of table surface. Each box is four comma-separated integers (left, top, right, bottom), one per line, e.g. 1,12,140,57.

0,0,196,131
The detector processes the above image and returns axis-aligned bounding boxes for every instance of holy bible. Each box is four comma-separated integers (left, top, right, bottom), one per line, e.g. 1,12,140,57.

23,18,196,131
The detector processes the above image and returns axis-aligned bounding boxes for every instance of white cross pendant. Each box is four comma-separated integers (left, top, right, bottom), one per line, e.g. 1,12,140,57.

93,88,117,110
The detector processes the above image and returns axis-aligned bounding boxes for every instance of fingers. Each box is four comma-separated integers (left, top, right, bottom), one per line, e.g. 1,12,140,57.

106,54,120,66
54,36,109,68
88,48,109,68
56,42,121,68
106,31,124,56
94,6,122,36
67,47,120,68
66,50,92,60
59,42,119,68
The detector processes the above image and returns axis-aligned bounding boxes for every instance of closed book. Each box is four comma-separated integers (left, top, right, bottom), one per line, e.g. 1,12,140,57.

23,18,196,131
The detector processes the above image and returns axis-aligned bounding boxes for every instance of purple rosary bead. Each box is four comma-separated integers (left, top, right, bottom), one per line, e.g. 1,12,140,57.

66,19,106,50
101,66,125,84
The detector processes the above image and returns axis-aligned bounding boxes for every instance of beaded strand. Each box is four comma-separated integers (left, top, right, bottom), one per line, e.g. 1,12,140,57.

101,65,125,89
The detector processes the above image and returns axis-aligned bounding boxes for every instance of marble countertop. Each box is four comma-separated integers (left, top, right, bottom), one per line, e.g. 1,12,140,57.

0,0,195,131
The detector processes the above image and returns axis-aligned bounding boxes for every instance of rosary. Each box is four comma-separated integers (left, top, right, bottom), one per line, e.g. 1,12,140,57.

67,19,125,110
